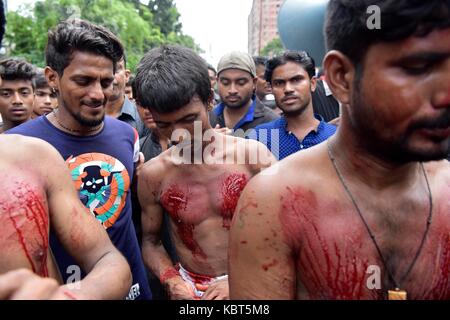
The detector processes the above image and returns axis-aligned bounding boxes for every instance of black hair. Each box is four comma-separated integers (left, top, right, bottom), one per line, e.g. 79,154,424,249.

253,56,268,67
32,71,50,90
325,0,450,69
46,18,124,76
134,45,211,114
207,63,217,75
264,51,315,84
0,58,36,82
131,75,138,100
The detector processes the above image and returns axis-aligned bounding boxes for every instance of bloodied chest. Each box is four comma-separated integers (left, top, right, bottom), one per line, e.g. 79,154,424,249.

280,187,450,300
160,172,249,229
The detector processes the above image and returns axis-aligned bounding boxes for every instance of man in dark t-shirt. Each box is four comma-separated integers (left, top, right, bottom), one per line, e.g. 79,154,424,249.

7,19,151,300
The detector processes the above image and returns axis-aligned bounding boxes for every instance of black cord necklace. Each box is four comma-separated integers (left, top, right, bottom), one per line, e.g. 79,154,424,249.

327,140,433,300
51,109,103,133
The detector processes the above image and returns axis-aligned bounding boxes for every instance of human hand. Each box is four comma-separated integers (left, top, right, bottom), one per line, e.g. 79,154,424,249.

0,269,76,300
214,124,232,135
201,278,229,300
165,276,197,300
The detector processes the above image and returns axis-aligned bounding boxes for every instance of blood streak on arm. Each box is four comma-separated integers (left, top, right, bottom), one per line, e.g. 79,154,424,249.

2,181,49,277
160,267,181,283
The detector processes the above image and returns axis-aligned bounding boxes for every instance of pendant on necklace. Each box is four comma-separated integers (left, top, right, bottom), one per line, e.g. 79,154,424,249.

388,288,407,300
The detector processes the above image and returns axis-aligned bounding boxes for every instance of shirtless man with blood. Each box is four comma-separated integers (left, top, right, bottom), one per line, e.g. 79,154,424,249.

134,46,275,300
229,0,450,300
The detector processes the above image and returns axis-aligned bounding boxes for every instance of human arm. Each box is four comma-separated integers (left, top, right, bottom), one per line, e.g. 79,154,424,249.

228,174,296,299
37,141,132,300
138,160,196,300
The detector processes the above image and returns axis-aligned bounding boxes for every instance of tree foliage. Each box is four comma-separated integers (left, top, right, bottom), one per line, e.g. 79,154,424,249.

261,37,284,57
4,0,201,71
147,0,181,36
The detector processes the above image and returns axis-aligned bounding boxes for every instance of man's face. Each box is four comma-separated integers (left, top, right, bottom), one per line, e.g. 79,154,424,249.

124,85,133,100
33,86,58,116
0,79,34,124
208,69,217,90
136,102,156,130
218,69,256,109
110,58,129,102
150,95,210,145
350,28,450,162
271,61,316,117
48,51,115,127
255,64,272,101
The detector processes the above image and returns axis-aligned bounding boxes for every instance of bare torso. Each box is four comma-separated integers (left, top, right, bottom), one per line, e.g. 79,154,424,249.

230,142,450,299
152,134,272,277
282,148,450,299
160,165,251,276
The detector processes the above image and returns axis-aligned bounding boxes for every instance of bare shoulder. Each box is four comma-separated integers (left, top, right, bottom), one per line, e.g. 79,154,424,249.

139,147,175,187
220,133,266,151
267,142,331,184
239,146,317,203
1,134,61,163
224,133,276,170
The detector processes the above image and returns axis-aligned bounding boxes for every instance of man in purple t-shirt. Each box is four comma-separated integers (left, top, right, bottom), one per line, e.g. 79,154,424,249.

8,19,151,300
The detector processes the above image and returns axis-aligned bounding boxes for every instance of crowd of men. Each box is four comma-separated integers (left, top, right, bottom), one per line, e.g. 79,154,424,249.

0,0,449,300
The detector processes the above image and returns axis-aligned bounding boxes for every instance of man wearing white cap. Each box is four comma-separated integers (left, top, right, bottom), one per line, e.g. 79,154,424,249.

210,51,279,134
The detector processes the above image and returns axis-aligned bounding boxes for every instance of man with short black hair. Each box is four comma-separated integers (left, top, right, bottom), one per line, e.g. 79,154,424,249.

8,18,152,300
0,65,131,300
125,74,134,101
253,56,277,110
0,58,35,133
134,45,275,300
230,0,450,300
106,56,146,138
210,51,279,133
32,71,58,118
207,64,221,105
249,51,336,160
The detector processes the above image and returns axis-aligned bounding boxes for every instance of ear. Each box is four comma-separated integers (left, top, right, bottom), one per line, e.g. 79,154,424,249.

310,76,317,93
252,76,258,89
125,69,131,84
323,50,355,105
44,66,59,92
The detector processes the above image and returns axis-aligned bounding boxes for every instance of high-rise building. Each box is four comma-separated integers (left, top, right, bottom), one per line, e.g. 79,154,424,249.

248,0,284,56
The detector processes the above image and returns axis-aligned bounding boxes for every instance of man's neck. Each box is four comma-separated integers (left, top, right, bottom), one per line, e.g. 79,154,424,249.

50,107,103,136
330,116,421,191
285,104,319,141
106,95,125,118
1,119,29,132
223,99,253,129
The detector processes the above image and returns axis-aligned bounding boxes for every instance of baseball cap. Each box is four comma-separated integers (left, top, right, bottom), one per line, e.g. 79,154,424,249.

217,51,256,78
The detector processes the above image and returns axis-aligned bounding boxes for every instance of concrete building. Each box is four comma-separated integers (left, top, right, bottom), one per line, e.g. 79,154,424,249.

248,0,284,55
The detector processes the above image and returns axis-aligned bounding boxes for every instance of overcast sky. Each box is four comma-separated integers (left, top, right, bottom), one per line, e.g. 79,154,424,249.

173,0,253,67
8,0,254,68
